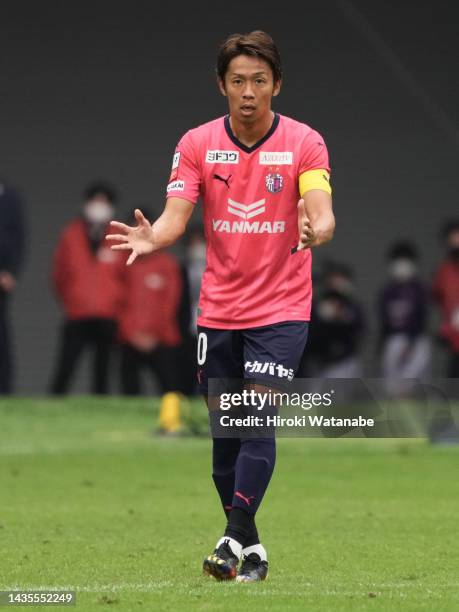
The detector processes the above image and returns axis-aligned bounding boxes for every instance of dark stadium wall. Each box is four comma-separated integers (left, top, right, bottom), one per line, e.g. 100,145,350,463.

1,0,458,392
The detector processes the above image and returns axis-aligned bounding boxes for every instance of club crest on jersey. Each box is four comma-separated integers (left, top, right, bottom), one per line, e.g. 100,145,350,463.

265,173,283,194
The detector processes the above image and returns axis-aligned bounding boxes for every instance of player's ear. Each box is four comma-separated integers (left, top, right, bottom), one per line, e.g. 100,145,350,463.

273,79,282,97
217,77,227,97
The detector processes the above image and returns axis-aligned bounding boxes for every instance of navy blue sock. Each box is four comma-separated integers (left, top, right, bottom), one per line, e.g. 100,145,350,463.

225,507,252,545
212,437,240,515
224,508,260,546
244,520,260,547
232,438,276,514
212,437,260,546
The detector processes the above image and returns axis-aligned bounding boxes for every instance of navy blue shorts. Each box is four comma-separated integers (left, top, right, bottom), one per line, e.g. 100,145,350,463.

196,321,309,395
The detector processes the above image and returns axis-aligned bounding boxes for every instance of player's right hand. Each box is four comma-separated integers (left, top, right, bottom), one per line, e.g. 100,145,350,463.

106,208,155,265
297,198,315,250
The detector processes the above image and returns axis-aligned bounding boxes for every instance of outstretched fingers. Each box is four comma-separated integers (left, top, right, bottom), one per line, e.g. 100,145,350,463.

110,243,133,251
110,220,133,233
135,209,149,226
109,241,139,264
127,251,138,266
106,234,128,242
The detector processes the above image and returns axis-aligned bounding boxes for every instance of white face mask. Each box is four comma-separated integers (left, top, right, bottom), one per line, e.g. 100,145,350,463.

318,300,339,321
83,200,113,225
390,259,416,281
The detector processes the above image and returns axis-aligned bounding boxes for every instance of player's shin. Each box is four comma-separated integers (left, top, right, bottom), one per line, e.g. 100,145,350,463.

212,437,240,518
223,437,276,547
232,437,276,517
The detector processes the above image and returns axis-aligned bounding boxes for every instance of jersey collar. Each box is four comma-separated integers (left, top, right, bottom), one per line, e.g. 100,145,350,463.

224,113,280,154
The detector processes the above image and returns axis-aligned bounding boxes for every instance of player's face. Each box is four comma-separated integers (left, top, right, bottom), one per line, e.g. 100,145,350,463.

219,55,281,123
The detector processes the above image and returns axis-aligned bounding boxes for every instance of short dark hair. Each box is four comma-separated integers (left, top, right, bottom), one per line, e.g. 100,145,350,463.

387,241,419,261
216,30,282,84
83,181,117,205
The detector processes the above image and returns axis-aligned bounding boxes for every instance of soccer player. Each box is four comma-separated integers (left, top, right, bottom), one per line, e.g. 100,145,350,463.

107,31,335,582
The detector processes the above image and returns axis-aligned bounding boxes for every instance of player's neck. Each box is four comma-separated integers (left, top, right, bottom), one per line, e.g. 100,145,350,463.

229,111,275,148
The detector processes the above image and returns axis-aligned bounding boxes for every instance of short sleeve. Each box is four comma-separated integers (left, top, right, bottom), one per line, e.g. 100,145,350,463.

298,129,331,176
165,130,201,204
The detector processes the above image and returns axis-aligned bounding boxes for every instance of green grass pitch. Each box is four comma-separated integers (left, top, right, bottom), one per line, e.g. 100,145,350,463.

1,397,458,611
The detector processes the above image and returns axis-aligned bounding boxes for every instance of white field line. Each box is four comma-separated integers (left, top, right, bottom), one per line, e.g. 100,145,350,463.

0,582,172,593
1,582,458,594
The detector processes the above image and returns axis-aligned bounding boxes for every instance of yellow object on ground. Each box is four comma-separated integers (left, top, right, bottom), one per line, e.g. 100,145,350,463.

158,392,185,433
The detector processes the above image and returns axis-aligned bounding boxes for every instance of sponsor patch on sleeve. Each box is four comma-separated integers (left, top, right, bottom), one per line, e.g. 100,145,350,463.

167,180,185,193
172,152,181,169
169,152,181,181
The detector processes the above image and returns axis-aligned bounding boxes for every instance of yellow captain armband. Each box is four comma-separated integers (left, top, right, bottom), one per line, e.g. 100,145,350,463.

299,169,332,196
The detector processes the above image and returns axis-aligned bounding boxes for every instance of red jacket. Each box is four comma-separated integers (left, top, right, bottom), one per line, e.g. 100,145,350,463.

118,251,182,347
52,219,124,320
432,260,459,351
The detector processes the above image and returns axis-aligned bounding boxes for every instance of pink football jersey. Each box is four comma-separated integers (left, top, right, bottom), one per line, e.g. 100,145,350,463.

166,113,331,329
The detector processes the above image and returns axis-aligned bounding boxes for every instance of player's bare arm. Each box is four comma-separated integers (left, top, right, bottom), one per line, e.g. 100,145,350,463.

106,197,194,265
297,189,335,250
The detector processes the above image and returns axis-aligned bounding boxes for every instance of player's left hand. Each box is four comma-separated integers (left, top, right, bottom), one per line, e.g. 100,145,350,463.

297,198,315,250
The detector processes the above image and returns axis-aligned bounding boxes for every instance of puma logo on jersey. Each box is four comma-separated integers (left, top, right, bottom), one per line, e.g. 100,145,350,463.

213,174,232,188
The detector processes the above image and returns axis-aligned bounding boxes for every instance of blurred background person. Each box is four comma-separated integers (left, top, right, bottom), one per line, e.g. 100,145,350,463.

432,220,459,377
118,209,183,395
378,241,430,396
178,224,206,395
300,262,365,378
50,182,122,394
0,179,26,394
